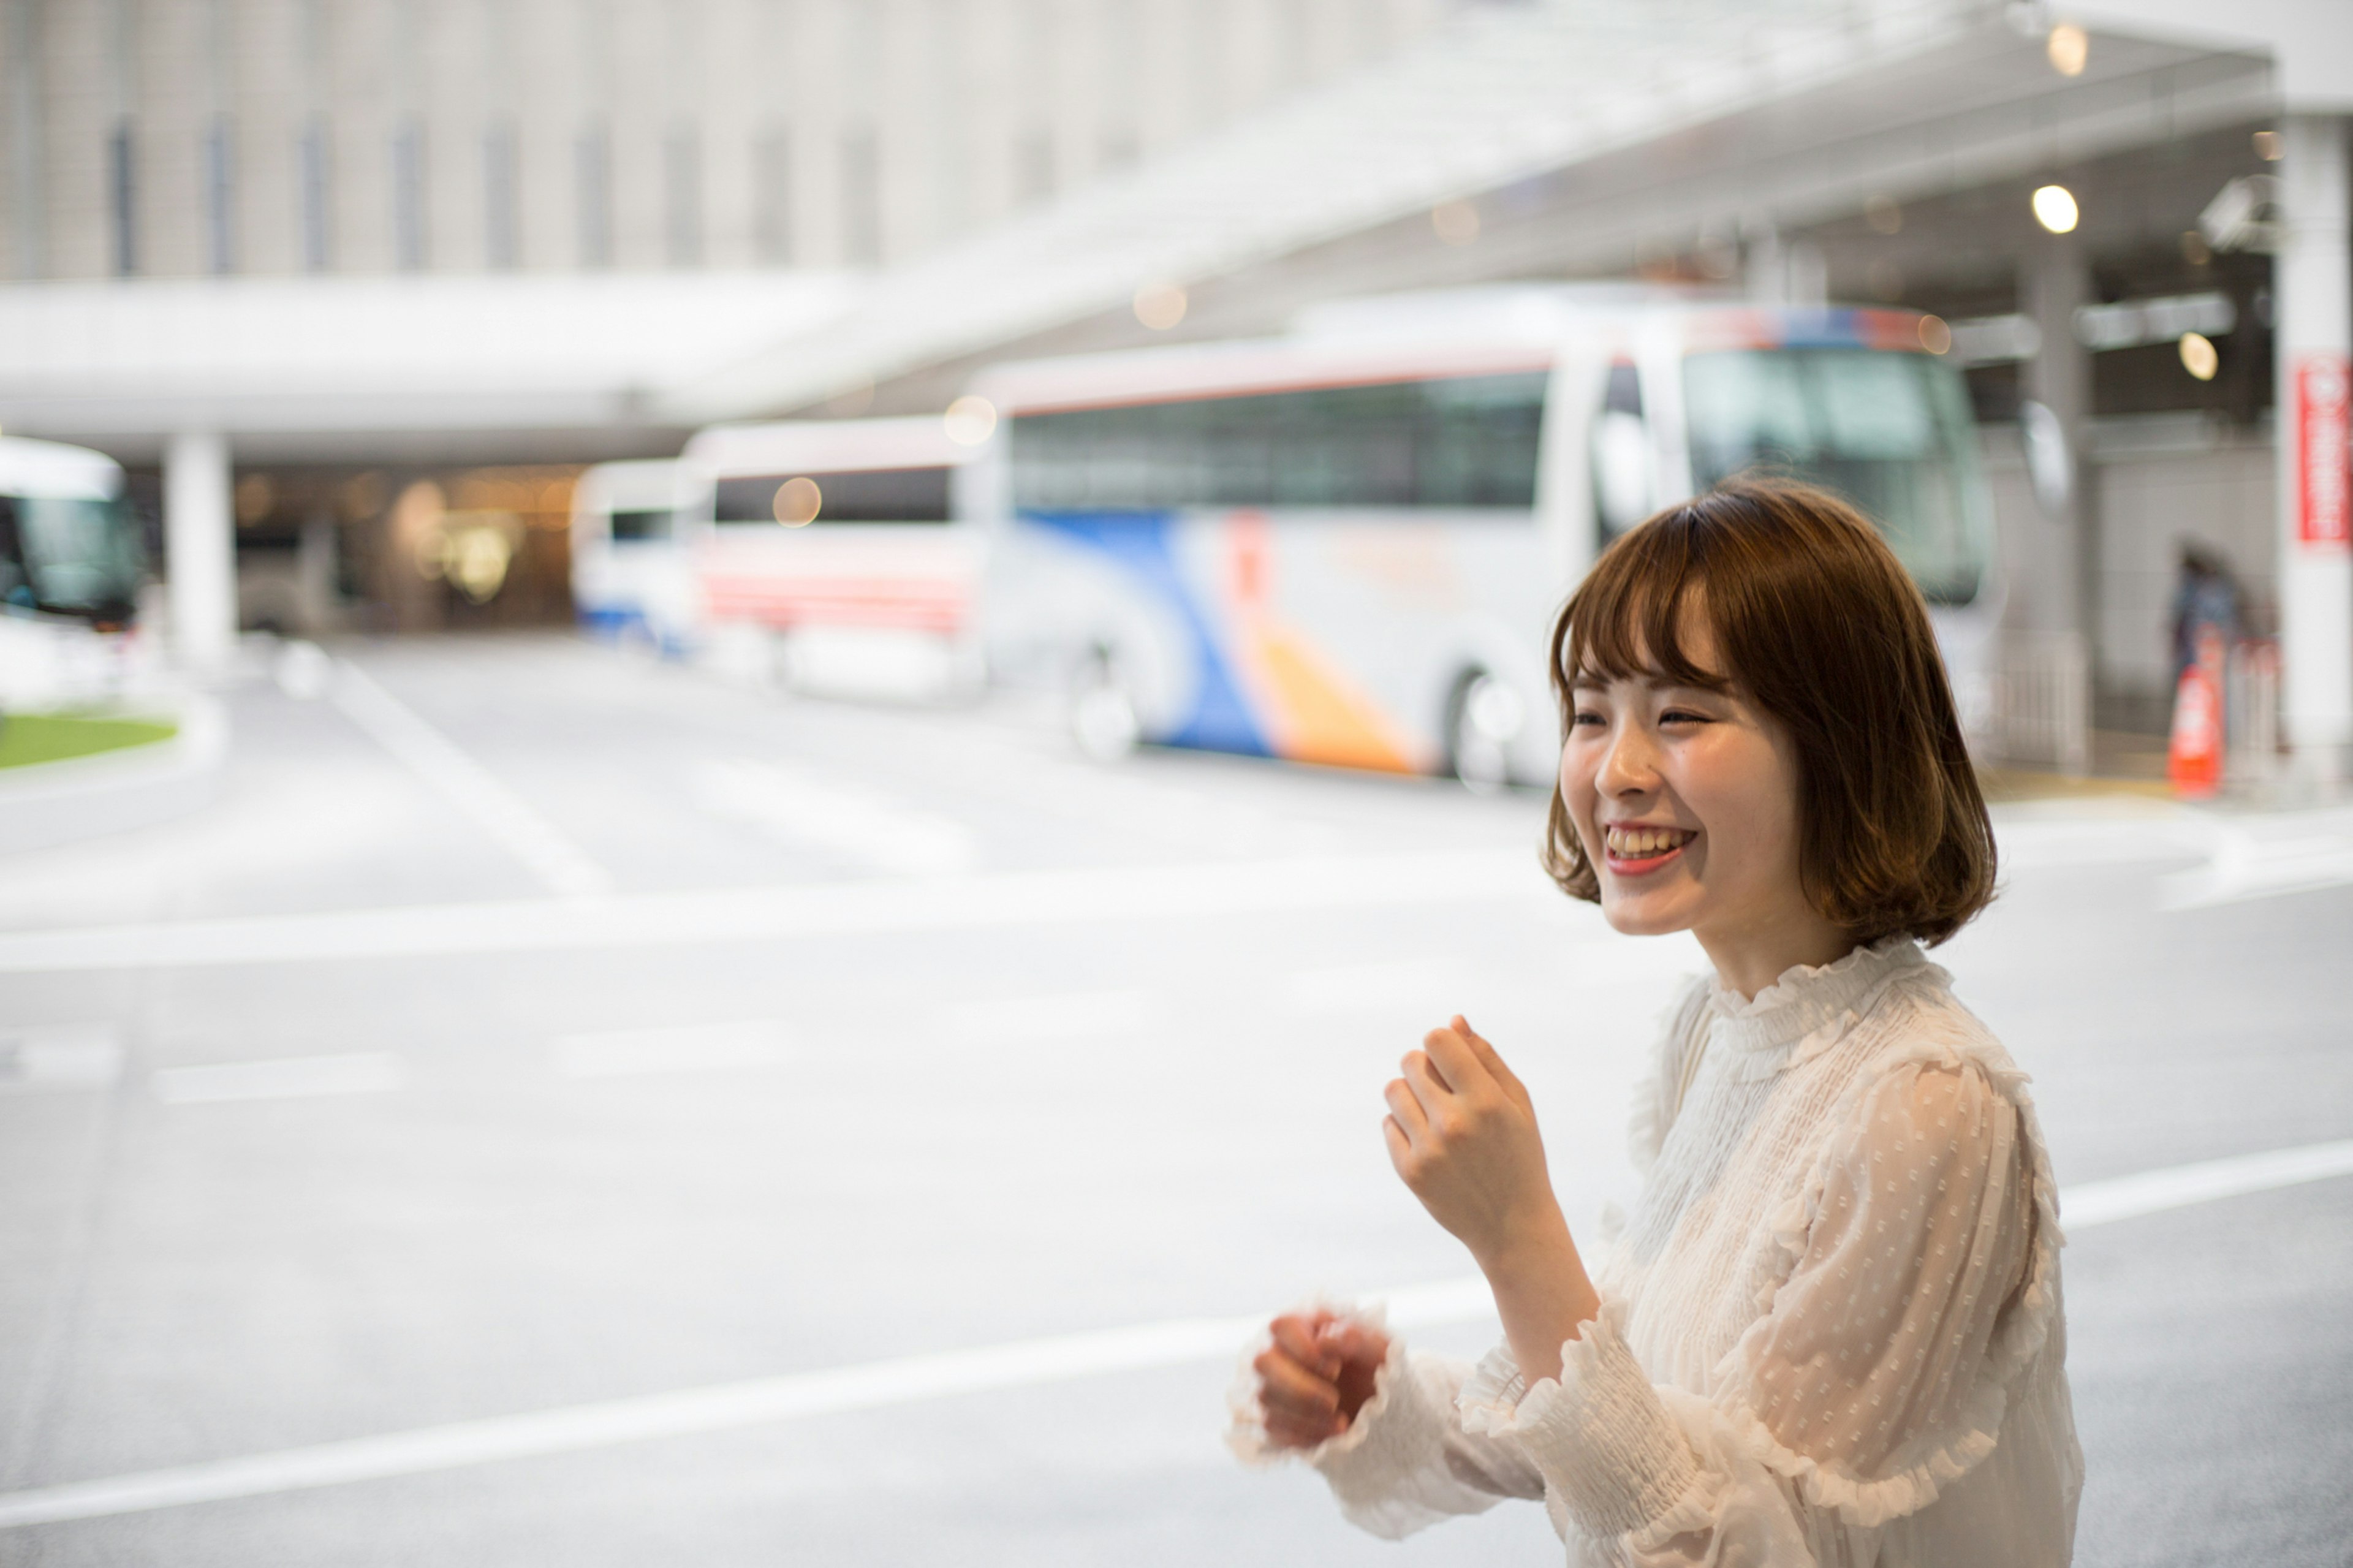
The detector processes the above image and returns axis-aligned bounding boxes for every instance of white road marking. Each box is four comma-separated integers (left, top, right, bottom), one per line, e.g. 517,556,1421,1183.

151,1053,404,1105
2158,811,2353,909
2058,1138,2353,1227
0,849,1549,975
2,1136,2346,1529
690,758,977,877
332,663,614,900
937,989,1153,1045
550,1021,794,1078
0,1026,123,1093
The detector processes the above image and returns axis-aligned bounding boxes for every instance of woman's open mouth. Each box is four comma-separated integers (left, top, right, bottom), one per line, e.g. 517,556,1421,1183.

1602,824,1697,876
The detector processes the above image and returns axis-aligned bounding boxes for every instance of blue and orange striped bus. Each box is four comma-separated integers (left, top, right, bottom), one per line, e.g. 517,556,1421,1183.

962,286,1998,786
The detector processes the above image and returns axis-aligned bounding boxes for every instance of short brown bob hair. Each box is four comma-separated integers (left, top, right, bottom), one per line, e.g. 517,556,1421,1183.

1542,477,1995,947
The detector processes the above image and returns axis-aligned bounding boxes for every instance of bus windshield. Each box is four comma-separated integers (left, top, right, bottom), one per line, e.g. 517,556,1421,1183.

1,493,145,616
1682,347,1990,605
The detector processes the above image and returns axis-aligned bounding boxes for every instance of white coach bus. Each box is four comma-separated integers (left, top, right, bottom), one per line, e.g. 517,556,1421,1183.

0,435,150,710
572,418,987,697
961,287,1999,784
570,458,699,653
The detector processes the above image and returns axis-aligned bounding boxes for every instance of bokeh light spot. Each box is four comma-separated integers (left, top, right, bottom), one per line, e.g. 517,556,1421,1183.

773,476,822,526
944,395,998,445
2179,331,2219,382
2032,184,2079,234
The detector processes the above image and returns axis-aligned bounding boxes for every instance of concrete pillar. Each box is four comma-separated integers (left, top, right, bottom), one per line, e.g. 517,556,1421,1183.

164,431,237,672
2275,115,2353,784
2020,230,2095,640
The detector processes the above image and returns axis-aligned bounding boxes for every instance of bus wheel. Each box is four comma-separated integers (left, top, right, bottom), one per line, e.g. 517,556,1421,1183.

1070,649,1140,762
1446,671,1521,793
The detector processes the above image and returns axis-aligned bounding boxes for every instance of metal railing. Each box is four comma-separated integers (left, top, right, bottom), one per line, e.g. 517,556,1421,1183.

1987,631,2091,778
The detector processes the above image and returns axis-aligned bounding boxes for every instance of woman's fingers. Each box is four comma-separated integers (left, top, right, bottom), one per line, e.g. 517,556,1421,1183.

1398,1049,1452,1123
1452,1015,1530,1101
1383,1074,1430,1145
1420,1026,1490,1102
1253,1346,1342,1445
1270,1314,1336,1379
1382,1113,1412,1171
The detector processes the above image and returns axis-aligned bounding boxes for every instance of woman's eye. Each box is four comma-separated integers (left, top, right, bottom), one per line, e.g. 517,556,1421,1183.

1659,708,1711,725
1571,709,1605,728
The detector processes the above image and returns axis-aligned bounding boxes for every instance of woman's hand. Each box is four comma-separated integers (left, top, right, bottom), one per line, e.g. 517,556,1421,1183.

1383,1015,1563,1267
1385,1016,1600,1384
1252,1309,1390,1450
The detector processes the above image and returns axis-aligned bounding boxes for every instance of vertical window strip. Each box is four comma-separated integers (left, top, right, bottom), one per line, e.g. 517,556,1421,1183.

108,119,136,276
298,115,330,271
840,124,879,266
392,118,426,270
7,0,46,279
484,120,519,268
575,121,610,268
203,113,234,273
754,127,791,266
664,123,700,268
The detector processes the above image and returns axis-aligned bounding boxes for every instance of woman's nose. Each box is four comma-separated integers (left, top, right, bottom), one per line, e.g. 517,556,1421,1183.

1599,724,1658,795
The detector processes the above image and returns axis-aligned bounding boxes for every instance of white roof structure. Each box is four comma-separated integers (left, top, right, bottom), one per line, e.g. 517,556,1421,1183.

657,0,2291,427
0,0,2313,461
0,272,857,462
662,0,2001,424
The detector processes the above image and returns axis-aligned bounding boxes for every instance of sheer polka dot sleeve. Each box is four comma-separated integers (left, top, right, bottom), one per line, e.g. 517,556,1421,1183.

1732,1059,2039,1517
1455,1058,2055,1562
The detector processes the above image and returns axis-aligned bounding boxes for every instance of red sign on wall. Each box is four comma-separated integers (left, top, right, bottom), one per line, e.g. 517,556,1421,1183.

2298,354,2351,549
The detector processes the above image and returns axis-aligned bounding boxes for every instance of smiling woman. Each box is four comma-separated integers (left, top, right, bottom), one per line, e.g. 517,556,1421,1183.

1232,480,2078,1567
1544,479,1996,971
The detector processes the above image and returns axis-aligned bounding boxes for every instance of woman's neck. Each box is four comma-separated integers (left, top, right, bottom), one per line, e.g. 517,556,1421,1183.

1694,909,1857,1002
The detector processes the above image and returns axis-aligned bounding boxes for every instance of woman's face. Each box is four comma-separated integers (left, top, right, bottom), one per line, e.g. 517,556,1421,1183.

1558,617,1813,948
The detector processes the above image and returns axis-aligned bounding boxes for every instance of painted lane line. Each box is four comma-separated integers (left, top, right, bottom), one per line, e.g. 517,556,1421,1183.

0,849,1549,975
151,1053,404,1105
2058,1138,2353,1227
550,1021,794,1078
332,663,614,901
2,1137,2347,1531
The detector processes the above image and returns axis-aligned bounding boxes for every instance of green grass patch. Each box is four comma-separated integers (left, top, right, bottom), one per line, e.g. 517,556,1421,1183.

0,713,178,770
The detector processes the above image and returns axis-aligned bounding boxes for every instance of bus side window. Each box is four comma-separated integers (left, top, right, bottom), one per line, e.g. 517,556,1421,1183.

608,508,673,542
1591,362,1651,541
0,496,29,607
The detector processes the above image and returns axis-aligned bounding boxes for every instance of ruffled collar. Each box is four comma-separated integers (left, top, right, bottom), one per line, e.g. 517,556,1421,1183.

1702,937,1930,1075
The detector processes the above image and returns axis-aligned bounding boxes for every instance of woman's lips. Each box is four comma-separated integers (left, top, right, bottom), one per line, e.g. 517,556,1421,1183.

1602,825,1697,877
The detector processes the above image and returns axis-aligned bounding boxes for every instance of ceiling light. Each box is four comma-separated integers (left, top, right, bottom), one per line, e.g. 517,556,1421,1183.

2032,184,2079,234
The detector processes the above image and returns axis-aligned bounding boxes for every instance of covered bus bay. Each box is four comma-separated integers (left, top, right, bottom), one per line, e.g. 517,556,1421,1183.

1,0,2346,783
659,0,2353,788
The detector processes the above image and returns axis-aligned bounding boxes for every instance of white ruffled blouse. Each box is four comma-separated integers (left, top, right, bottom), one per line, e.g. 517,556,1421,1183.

1232,939,2083,1566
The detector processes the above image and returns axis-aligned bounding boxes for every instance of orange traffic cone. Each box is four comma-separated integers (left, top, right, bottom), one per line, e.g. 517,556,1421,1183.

2168,633,2224,798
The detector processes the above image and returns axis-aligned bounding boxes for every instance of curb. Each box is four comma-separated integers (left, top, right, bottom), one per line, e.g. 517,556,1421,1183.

0,698,229,854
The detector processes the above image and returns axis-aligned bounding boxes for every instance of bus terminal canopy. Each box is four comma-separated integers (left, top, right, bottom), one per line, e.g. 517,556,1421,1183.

0,0,2324,462
655,0,2297,428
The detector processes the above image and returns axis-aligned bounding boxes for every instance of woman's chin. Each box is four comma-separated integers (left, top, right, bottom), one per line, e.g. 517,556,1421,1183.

1599,888,1697,937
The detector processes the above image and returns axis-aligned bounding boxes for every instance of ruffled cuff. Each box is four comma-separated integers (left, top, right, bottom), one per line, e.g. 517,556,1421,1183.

1455,1297,1699,1539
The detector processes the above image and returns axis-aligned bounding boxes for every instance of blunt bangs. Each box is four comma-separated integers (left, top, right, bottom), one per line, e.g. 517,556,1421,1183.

1559,509,1731,695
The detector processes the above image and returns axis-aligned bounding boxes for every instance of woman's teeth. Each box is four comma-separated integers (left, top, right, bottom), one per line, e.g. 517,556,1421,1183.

1605,826,1696,857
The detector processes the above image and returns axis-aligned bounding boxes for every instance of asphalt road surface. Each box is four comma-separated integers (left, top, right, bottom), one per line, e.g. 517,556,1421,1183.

1,634,2347,1567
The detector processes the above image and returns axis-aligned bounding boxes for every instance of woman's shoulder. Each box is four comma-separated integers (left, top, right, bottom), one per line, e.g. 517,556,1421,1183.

1846,947,2028,1096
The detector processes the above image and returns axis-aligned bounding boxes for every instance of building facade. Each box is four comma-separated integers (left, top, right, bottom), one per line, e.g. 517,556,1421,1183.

2,0,1449,282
